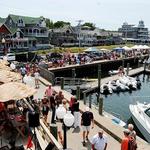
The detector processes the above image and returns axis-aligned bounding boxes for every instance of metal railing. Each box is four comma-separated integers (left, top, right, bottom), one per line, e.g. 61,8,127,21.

39,66,55,85
54,77,88,86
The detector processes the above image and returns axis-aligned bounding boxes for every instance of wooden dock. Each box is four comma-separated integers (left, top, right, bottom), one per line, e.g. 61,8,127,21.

83,67,144,93
39,66,150,150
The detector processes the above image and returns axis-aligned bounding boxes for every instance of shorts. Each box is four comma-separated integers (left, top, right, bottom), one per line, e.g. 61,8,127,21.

82,125,90,131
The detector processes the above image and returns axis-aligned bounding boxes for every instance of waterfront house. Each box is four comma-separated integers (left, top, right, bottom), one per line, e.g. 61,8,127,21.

49,25,77,47
118,20,150,44
0,14,50,52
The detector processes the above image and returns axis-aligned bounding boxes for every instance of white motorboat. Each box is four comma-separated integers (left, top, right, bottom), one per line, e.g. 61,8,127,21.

107,80,121,92
116,79,129,91
100,83,113,94
129,102,150,142
108,68,132,75
119,76,136,89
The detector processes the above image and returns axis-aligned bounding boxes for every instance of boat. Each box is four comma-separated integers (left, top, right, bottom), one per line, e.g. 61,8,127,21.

108,68,132,75
116,79,129,91
119,76,136,90
104,111,126,127
100,83,113,94
107,80,121,92
129,102,150,142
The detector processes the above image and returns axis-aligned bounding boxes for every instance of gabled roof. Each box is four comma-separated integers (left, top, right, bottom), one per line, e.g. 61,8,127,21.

9,14,42,24
0,17,6,24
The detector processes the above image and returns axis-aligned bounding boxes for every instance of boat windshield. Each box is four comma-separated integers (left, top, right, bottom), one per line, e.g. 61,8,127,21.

145,108,150,118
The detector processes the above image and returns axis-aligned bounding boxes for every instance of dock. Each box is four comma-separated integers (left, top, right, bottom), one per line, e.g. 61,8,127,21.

83,67,144,93
39,66,150,150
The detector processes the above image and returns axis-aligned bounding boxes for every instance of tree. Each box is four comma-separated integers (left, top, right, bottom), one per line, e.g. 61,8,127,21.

45,19,54,29
82,22,96,30
53,21,70,28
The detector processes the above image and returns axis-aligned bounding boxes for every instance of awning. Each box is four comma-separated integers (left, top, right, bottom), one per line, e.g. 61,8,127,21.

0,82,37,102
0,70,22,83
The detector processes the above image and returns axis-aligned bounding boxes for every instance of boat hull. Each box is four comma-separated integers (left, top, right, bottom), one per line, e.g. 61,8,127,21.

129,105,150,143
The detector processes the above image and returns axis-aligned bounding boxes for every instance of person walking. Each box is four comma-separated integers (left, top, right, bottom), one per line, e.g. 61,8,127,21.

91,129,107,150
121,129,130,150
128,124,136,140
72,98,80,128
81,106,94,146
34,69,40,88
45,84,54,108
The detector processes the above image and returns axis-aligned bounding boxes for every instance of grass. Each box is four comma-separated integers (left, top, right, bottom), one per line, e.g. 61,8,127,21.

14,44,135,55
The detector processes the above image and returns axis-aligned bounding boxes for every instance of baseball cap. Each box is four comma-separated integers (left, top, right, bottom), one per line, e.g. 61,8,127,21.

99,129,104,133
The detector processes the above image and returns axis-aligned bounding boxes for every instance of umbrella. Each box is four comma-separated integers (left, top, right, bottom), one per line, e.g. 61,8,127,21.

122,46,132,51
84,47,100,52
0,82,37,102
0,70,22,83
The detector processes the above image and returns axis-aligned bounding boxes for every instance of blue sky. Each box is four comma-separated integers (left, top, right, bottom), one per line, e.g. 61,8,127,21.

0,0,150,30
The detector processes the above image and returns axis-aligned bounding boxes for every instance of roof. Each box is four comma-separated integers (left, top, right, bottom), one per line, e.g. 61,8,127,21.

9,14,42,24
0,17,6,23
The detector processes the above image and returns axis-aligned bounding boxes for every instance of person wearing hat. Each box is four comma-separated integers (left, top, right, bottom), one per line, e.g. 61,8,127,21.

91,129,107,150
81,106,94,146
121,129,131,150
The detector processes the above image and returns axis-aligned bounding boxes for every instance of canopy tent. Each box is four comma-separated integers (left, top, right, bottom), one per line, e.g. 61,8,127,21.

100,48,108,51
84,47,100,52
143,45,150,49
0,70,22,83
112,47,125,53
131,45,150,50
122,46,132,51
0,82,37,102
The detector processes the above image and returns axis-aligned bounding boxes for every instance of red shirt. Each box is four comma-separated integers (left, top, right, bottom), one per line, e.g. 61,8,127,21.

121,137,129,150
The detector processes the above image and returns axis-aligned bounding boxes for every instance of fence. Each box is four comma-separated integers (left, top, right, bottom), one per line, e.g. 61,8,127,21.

39,66,55,85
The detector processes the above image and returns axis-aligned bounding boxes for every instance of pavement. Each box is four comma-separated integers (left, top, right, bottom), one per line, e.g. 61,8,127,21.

28,77,121,150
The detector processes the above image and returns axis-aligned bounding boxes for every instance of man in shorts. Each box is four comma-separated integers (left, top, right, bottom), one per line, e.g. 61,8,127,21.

91,129,107,150
81,106,94,146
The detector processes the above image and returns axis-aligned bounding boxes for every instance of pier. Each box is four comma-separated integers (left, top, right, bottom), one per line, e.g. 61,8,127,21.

39,66,150,150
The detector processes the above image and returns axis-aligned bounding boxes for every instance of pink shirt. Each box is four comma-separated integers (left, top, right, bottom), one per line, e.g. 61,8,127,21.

45,88,53,97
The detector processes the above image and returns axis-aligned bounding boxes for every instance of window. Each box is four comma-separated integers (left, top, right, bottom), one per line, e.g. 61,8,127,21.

145,108,150,117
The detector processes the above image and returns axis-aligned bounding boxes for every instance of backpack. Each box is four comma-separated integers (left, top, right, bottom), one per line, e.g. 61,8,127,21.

128,137,137,150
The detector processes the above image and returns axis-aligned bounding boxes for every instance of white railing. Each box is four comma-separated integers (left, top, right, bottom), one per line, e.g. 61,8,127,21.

25,33,48,37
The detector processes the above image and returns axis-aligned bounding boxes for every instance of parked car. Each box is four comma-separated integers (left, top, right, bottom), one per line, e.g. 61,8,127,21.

0,53,16,61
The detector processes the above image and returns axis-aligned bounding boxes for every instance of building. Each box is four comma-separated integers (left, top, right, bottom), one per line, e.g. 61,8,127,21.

0,14,50,52
49,25,77,47
118,20,150,44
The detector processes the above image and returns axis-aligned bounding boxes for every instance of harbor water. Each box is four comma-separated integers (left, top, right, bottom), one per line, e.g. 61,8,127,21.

86,73,150,140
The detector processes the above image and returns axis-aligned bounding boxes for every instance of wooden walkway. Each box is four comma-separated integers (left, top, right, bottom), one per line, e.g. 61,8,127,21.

38,67,150,150
84,67,144,93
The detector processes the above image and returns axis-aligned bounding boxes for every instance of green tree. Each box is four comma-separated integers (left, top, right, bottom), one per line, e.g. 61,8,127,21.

53,21,70,28
82,22,96,30
45,19,54,29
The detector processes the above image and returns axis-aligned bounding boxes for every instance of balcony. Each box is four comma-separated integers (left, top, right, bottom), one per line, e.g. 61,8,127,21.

24,33,49,37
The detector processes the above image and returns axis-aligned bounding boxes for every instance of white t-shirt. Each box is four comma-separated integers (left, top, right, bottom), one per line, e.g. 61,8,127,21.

34,72,39,79
91,133,107,150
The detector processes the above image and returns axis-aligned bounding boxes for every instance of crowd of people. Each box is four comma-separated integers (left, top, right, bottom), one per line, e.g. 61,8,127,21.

38,48,149,69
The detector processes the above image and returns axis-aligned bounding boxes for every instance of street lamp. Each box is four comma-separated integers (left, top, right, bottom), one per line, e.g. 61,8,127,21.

56,105,74,149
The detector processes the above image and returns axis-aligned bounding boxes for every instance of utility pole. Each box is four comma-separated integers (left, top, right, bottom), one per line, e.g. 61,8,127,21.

76,20,83,48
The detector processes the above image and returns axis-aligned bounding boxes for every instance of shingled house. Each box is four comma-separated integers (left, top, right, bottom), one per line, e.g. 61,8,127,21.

0,14,50,52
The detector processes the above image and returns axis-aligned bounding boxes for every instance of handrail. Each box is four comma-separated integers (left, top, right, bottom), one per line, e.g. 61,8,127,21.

23,99,63,150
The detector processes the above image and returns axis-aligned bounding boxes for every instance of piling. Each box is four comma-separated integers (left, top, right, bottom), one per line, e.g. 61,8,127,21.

60,77,64,90
122,59,125,68
89,94,92,108
144,62,147,72
126,63,130,76
99,97,103,115
83,92,86,105
76,85,80,100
